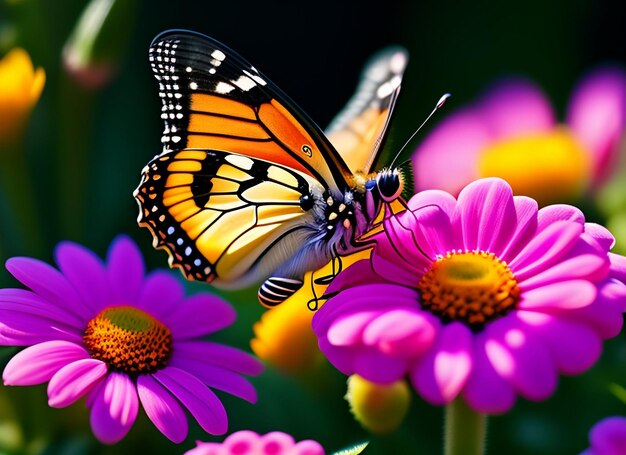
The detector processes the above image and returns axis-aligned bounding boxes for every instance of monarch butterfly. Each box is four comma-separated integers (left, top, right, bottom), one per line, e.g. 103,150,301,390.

134,30,411,307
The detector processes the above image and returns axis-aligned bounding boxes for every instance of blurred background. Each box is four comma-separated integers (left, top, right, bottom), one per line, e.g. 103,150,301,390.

0,0,625,453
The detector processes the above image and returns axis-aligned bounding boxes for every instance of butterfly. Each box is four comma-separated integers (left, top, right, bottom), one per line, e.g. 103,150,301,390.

134,29,409,307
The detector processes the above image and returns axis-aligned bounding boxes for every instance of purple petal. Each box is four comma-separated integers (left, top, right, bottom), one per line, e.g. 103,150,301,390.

89,372,139,444
154,366,228,435
168,356,258,403
404,196,460,258
328,311,378,346
0,288,84,328
412,108,491,193
352,350,409,384
3,340,90,385
48,359,107,407
106,236,145,307
55,242,110,313
609,253,626,284
327,259,387,294
484,316,558,401
452,178,516,253
585,223,615,251
588,416,626,455
515,311,601,374
518,280,597,311
167,294,235,339
462,335,516,414
478,78,555,139
362,309,438,357
565,279,626,338
537,204,585,227
0,309,82,345
411,322,473,405
137,374,188,443
137,271,184,321
174,341,263,376
567,67,626,186
5,257,90,319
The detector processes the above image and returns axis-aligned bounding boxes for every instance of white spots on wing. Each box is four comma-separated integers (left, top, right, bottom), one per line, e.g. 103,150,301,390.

189,81,198,90
232,75,256,91
390,52,408,73
209,68,217,74
211,49,226,61
215,81,235,94
226,154,254,170
243,69,267,86
210,58,222,67
172,136,181,143
167,226,175,235
376,75,402,98
186,66,192,72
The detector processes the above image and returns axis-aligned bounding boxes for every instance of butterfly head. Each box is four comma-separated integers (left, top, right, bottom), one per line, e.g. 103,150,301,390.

375,168,404,203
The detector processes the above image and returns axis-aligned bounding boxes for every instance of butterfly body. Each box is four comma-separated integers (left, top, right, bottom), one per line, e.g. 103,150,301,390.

134,30,408,303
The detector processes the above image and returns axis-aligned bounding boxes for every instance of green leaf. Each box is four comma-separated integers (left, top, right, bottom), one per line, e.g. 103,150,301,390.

331,441,370,455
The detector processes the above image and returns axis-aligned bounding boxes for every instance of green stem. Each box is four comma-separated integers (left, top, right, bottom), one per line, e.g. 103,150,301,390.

444,398,487,455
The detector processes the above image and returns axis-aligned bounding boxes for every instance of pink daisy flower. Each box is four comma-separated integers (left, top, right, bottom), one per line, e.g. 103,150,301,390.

412,68,626,205
581,416,626,455
313,178,626,413
0,236,263,444
186,430,325,455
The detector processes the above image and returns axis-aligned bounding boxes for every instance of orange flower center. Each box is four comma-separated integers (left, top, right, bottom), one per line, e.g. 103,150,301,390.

83,306,172,375
417,251,520,329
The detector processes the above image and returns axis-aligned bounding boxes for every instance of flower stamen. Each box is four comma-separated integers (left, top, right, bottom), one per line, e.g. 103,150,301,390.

83,306,172,375
417,251,520,330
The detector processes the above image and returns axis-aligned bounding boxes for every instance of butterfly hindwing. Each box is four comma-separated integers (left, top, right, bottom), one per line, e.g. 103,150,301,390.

135,148,325,286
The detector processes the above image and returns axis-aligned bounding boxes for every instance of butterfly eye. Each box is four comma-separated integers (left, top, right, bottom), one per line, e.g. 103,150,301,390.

377,169,404,202
300,194,315,211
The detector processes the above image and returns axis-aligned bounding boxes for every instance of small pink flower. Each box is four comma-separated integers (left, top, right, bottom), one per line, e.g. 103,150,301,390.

0,236,263,444
581,416,626,455
186,430,325,455
313,178,626,414
412,68,626,204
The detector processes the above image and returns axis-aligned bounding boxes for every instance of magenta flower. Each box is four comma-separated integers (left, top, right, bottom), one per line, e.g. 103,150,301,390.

0,236,263,444
581,416,626,455
313,178,626,413
412,68,626,205
186,430,325,455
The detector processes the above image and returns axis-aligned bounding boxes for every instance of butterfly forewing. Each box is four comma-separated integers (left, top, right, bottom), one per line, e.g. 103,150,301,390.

149,30,351,190
325,47,408,174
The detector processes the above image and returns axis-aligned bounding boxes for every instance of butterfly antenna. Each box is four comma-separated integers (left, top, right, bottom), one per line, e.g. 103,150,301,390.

389,93,451,169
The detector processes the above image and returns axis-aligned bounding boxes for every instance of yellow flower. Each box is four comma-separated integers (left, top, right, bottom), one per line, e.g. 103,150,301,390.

345,374,411,435
0,48,45,145
251,249,370,375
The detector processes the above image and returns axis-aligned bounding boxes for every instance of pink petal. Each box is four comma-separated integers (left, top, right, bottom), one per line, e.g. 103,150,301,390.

137,374,188,443
106,236,145,306
259,432,295,453
412,108,490,193
519,251,609,291
565,279,626,338
48,359,107,407
484,316,558,401
404,196,460,258
510,221,583,280
174,341,263,376
609,254,626,289
588,416,626,455
585,223,616,251
328,311,379,346
221,431,261,453
518,280,597,311
362,309,438,357
498,196,539,263
567,67,626,186
452,178,516,253
89,372,139,444
515,311,601,374
167,294,235,339
291,440,326,455
479,78,555,139
462,335,516,414
55,242,110,313
154,366,227,435
0,288,83,328
411,322,473,405
5,257,90,319
352,350,409,384
537,204,585,227
168,356,258,403
3,341,90,385
0,310,82,345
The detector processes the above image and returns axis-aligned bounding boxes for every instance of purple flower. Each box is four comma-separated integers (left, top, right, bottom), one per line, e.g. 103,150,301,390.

0,236,263,444
581,416,626,455
412,68,626,205
313,178,626,413
186,430,325,455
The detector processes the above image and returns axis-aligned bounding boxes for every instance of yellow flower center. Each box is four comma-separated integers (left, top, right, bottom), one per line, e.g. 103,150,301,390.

83,306,173,375
417,251,520,329
478,127,590,206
